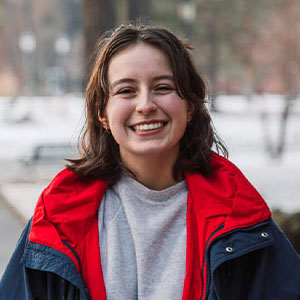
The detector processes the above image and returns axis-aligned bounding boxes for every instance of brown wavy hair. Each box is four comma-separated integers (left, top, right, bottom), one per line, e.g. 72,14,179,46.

67,24,228,183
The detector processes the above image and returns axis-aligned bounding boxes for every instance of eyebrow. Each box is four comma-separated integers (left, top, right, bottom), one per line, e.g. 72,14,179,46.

110,78,136,89
152,75,174,82
110,75,174,89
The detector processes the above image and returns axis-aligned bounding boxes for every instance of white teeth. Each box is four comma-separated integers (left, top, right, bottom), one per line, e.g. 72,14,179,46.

133,122,165,132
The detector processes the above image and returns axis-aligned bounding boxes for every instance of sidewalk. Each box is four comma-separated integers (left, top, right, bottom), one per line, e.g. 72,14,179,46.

0,193,23,277
0,160,64,224
1,183,45,224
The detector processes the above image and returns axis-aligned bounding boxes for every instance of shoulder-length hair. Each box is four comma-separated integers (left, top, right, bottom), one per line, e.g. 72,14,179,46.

67,24,227,183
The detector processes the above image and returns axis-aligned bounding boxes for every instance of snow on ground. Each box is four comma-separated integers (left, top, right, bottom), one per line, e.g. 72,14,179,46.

0,94,299,222
0,96,85,159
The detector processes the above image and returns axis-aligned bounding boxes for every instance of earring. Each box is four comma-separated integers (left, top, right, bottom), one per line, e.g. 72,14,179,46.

103,125,111,134
100,117,111,134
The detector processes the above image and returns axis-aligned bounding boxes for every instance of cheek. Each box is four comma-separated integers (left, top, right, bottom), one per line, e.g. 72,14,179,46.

106,101,131,130
174,103,189,134
167,100,189,122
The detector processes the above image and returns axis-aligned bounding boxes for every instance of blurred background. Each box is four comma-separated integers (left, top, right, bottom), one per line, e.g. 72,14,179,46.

0,0,299,275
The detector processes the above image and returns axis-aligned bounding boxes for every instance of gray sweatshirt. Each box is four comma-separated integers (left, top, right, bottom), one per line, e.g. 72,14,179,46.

98,176,188,300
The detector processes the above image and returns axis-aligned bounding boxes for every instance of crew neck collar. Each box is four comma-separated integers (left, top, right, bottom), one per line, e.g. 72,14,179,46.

115,176,187,203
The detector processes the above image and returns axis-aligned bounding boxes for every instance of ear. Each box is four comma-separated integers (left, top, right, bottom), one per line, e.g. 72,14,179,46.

187,102,195,122
98,111,109,130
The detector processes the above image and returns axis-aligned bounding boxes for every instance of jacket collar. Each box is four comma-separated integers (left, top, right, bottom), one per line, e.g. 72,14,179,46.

30,153,271,250
186,153,271,233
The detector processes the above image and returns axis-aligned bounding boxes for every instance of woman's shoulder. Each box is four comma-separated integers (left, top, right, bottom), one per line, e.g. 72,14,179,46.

210,152,242,175
43,168,108,196
29,169,109,244
186,152,271,224
209,152,263,199
32,169,109,221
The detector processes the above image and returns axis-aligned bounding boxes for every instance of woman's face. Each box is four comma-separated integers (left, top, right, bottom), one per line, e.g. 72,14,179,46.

103,43,192,164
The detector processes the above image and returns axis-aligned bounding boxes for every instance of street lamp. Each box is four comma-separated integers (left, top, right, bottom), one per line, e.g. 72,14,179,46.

177,1,197,23
19,31,36,53
19,31,36,95
54,36,71,56
177,1,197,39
54,36,71,94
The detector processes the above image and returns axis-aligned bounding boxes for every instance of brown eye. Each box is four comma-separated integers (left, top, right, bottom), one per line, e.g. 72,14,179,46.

155,85,174,93
118,88,135,95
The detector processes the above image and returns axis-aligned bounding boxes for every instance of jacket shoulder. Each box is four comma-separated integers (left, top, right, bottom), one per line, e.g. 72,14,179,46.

210,152,243,175
41,168,108,198
186,152,271,230
44,168,87,193
187,152,259,195
209,152,260,193
30,168,108,247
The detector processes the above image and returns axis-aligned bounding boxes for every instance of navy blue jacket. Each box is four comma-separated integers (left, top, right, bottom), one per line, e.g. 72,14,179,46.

1,218,300,299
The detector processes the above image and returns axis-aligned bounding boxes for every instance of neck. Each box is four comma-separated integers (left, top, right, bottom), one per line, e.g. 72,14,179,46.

120,151,182,191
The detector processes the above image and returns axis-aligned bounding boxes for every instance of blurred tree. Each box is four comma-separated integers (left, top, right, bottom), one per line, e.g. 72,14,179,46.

116,0,130,24
63,0,82,37
195,0,224,109
194,0,274,108
116,0,153,27
82,0,153,79
152,0,183,34
253,0,300,158
129,0,152,23
0,0,23,95
273,0,300,158
227,1,273,101
82,0,116,76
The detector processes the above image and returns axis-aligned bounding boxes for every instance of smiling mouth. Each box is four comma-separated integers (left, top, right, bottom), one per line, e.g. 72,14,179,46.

131,122,167,132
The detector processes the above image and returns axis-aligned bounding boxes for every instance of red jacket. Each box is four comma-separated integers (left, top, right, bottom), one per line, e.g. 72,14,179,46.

26,153,272,299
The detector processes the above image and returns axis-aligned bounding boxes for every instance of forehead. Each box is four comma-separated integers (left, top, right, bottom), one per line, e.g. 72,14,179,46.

107,43,173,82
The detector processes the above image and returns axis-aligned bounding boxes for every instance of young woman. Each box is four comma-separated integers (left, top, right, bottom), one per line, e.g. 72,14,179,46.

1,24,300,300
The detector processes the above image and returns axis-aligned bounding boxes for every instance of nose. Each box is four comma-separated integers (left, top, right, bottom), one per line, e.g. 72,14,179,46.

135,90,157,115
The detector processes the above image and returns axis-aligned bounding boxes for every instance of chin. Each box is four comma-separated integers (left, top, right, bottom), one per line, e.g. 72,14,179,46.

134,145,179,158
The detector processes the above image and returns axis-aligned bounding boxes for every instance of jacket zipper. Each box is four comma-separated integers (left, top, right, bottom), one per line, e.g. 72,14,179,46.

200,219,271,300
199,223,225,300
62,240,91,300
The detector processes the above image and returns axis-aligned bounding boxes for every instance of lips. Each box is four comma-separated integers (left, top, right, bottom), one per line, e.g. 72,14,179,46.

130,121,167,132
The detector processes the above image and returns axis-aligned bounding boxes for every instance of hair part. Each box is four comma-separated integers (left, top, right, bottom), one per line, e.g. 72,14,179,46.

67,24,228,183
